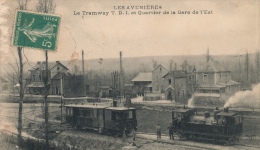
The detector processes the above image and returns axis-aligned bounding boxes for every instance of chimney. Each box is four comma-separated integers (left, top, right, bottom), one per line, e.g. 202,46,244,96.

224,107,229,113
56,61,60,63
113,100,117,107
204,111,210,118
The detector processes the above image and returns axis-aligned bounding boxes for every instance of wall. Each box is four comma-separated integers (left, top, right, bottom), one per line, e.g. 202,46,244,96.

152,65,168,93
50,63,68,78
215,72,231,82
196,72,215,84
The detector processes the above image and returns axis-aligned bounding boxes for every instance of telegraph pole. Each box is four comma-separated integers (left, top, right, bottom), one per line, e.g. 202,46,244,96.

111,71,118,106
119,51,124,103
82,50,85,76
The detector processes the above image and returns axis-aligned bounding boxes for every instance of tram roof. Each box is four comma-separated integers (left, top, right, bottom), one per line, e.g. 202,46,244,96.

105,107,136,111
65,104,107,109
172,108,195,113
216,111,237,117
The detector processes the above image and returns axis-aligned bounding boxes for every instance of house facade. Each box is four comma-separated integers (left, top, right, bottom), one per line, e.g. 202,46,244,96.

194,61,240,105
163,70,193,103
27,61,69,95
152,64,169,93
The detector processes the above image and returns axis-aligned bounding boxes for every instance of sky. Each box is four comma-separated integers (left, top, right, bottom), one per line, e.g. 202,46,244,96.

0,0,259,63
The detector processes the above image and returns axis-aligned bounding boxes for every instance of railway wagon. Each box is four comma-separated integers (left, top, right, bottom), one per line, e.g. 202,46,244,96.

172,107,243,143
65,104,137,136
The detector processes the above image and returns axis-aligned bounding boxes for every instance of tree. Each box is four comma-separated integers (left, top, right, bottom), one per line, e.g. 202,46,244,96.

139,63,149,72
255,50,260,82
245,51,249,82
206,46,210,62
36,0,56,148
169,59,173,71
16,0,29,147
152,59,158,69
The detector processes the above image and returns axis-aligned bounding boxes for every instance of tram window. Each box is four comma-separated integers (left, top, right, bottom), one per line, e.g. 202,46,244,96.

128,110,133,119
111,112,116,120
111,111,127,120
98,110,103,118
79,109,83,116
82,109,93,118
66,108,73,116
93,109,97,118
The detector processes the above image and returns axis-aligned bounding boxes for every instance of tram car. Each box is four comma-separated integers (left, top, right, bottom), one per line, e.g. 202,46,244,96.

65,103,137,136
172,107,243,143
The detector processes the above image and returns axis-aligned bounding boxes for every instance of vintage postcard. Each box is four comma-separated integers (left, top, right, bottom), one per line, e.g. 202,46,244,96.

0,0,259,149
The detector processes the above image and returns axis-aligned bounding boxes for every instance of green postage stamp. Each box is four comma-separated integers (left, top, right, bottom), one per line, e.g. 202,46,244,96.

12,10,60,51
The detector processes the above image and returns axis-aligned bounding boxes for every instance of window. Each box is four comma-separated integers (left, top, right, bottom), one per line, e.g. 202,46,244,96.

57,67,60,70
168,79,171,84
128,110,133,119
160,68,162,72
39,75,42,81
80,109,93,118
220,74,221,80
111,111,127,120
32,75,36,81
203,74,208,82
67,108,73,116
98,110,103,118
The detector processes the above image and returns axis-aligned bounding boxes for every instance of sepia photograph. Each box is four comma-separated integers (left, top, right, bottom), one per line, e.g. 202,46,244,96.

0,0,260,149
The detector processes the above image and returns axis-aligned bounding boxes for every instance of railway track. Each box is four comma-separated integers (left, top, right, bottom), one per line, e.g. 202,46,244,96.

136,133,260,150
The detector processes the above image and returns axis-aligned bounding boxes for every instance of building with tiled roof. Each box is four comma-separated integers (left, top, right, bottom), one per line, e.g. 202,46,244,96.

162,70,196,102
131,72,152,82
131,72,152,96
152,64,169,93
196,61,230,73
194,60,241,104
27,61,70,95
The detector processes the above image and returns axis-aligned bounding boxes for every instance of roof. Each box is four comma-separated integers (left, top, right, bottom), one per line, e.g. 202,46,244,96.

196,61,230,73
30,61,69,71
172,108,194,113
194,93,220,97
198,83,225,89
27,82,44,87
165,85,174,91
105,107,136,111
217,111,237,117
162,70,188,78
131,72,152,82
217,80,241,86
152,64,169,72
173,70,187,77
65,104,108,109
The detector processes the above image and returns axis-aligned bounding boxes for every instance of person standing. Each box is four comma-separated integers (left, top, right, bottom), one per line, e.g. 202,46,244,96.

132,126,137,141
168,123,174,140
156,124,161,140
122,126,126,142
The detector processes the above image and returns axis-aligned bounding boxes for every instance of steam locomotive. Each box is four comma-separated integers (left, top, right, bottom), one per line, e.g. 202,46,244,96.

65,103,137,136
172,107,243,143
